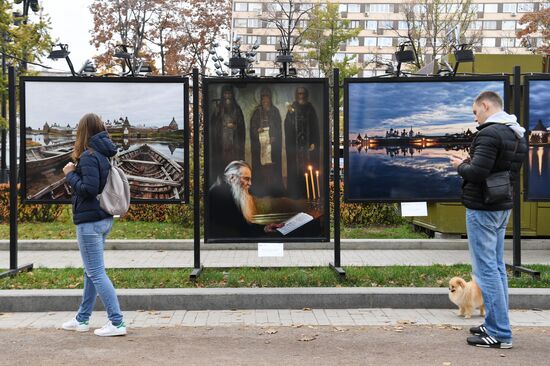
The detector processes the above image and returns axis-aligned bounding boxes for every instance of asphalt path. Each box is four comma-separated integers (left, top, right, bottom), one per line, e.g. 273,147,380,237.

1,325,548,365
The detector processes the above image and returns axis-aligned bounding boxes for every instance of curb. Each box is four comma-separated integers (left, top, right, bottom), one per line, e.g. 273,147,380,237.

1,287,549,312
2,239,550,251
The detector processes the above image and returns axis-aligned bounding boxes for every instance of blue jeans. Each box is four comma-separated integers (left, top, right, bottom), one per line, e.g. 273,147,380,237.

466,208,512,343
75,217,123,326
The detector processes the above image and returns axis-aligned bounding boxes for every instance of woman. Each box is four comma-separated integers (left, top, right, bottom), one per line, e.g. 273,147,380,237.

61,113,126,337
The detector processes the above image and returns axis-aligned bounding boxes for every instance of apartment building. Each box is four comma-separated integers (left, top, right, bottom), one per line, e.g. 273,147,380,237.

231,0,547,76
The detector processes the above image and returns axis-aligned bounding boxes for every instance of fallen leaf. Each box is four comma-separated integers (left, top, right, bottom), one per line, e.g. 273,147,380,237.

264,340,271,344
500,354,506,358
333,327,348,332
298,335,316,342
451,326,463,330
302,307,312,311
397,320,411,325
443,362,451,366
265,328,278,334
293,324,303,328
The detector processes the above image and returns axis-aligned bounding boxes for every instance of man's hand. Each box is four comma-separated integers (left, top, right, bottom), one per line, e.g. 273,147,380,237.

63,162,76,176
264,223,284,233
450,156,464,169
308,144,315,151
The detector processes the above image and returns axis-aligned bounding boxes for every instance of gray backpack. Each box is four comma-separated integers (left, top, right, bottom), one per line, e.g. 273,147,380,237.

98,163,130,216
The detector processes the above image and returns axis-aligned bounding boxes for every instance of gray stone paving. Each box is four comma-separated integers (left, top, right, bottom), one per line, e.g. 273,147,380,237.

1,309,549,329
2,249,550,268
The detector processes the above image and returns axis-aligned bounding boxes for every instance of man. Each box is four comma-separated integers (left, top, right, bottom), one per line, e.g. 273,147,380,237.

284,86,320,199
250,87,284,197
210,85,246,181
451,91,527,349
207,160,283,239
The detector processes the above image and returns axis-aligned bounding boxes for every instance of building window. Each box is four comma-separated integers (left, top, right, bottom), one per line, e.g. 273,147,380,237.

517,3,534,12
484,4,498,13
349,20,362,28
299,3,314,11
501,38,516,48
246,36,259,45
502,21,516,30
365,37,377,46
339,4,347,12
369,4,392,13
249,3,262,12
483,21,497,30
347,38,359,46
379,20,393,29
266,36,278,45
234,2,247,12
413,4,425,13
447,4,460,13
348,4,361,13
502,4,516,13
469,21,482,30
234,19,247,28
366,20,377,30
378,37,393,47
334,53,347,62
483,38,496,47
470,4,482,12
248,19,259,28
398,21,408,30
265,53,277,61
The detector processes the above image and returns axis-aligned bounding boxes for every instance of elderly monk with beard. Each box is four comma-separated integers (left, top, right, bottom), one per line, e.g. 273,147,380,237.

208,160,284,238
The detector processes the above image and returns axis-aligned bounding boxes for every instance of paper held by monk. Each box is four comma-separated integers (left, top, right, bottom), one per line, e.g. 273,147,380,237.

259,127,272,165
276,212,314,235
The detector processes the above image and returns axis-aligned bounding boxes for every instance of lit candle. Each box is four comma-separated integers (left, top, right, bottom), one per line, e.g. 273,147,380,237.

308,165,316,199
305,173,310,200
315,170,320,198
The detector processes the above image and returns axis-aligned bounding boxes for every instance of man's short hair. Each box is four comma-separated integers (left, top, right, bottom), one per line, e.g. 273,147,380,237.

224,160,250,179
474,91,503,109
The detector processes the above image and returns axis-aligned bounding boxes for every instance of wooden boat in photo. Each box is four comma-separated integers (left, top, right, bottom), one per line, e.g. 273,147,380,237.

28,177,71,200
116,144,183,200
26,140,75,171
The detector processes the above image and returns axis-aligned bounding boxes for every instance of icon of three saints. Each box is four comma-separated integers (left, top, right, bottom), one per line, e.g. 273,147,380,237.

210,85,320,199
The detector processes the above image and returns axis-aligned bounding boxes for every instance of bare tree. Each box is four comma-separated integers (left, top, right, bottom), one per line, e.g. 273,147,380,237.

394,0,481,70
261,0,314,53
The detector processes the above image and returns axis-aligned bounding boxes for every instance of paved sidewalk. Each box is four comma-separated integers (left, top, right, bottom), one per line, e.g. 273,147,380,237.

1,309,549,329
2,249,549,268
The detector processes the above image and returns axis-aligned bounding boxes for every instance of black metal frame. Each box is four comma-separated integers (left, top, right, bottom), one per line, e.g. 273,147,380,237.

522,74,550,202
0,66,33,279
202,77,331,243
190,69,202,279
505,66,541,279
18,76,190,204
343,75,510,203
329,69,345,277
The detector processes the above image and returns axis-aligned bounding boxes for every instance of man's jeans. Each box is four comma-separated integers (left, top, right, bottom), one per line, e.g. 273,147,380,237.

75,217,123,326
466,208,512,343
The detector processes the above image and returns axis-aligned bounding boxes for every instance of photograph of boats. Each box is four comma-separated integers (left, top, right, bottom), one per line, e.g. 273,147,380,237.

345,77,507,202
203,79,329,243
525,77,550,201
20,77,188,203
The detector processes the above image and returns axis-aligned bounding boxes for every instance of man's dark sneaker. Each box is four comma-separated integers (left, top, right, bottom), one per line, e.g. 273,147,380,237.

470,324,488,336
467,335,512,349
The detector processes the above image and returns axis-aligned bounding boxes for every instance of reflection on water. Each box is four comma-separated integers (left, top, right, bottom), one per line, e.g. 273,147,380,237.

25,134,185,200
348,146,464,201
528,146,550,199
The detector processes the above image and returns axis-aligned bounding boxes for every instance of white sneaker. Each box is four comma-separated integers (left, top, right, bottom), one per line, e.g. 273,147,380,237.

62,318,90,332
94,321,127,337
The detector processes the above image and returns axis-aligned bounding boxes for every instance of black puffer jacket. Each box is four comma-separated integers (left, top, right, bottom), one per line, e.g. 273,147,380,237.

458,122,527,210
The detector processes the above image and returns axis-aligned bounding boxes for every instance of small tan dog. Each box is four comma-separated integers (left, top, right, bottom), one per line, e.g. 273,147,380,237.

448,276,485,319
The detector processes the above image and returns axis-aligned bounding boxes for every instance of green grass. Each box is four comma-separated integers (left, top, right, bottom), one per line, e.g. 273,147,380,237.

1,265,548,289
0,210,426,240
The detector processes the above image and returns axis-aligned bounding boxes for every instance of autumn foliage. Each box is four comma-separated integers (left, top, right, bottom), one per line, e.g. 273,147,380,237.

517,8,550,54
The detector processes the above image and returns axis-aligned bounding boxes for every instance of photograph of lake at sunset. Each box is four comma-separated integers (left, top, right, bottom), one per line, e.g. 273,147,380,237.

526,78,550,201
345,78,506,202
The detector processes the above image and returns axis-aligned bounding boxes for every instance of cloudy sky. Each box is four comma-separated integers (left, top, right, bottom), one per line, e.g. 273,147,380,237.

528,80,550,131
348,80,505,137
24,81,185,129
28,1,96,72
